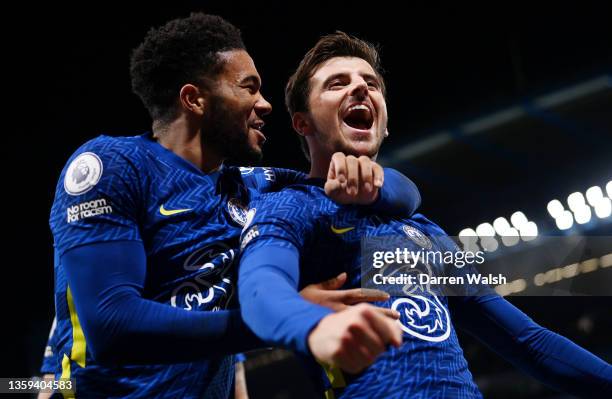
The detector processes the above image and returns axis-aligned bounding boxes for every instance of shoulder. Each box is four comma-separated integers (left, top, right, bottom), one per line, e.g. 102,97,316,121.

410,213,449,235
249,182,329,214
240,184,330,252
245,183,333,233
68,134,147,165
52,135,148,219
238,166,306,192
238,166,278,180
59,135,148,194
409,213,460,252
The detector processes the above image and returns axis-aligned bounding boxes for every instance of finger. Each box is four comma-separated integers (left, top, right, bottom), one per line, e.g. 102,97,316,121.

352,342,378,372
327,157,336,180
372,162,384,188
301,289,349,311
324,179,343,198
330,152,347,185
372,307,401,320
345,156,359,196
320,272,348,290
362,306,403,348
358,156,373,193
329,302,348,312
348,322,385,359
341,288,390,305
337,335,371,374
335,343,366,374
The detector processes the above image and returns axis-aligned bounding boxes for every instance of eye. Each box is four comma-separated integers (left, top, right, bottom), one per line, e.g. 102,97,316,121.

367,80,380,90
243,85,258,94
327,78,350,90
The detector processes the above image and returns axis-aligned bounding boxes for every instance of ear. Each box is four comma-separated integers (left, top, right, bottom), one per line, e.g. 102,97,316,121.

292,112,315,137
384,128,390,138
179,84,206,116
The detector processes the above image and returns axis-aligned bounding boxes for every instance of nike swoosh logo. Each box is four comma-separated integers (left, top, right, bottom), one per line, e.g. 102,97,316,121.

159,204,192,216
331,225,355,234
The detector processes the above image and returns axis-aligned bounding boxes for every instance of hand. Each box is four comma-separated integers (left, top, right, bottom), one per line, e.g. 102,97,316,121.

37,374,55,399
307,303,402,374
234,361,249,399
300,272,399,319
325,153,384,205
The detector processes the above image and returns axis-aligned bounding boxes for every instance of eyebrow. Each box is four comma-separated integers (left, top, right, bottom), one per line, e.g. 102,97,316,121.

240,75,261,87
321,71,380,88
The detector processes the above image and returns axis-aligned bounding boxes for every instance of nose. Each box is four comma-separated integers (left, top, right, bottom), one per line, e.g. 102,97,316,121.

255,94,272,117
350,80,368,100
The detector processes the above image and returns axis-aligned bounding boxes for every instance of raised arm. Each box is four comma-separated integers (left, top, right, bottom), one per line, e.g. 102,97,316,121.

449,295,612,397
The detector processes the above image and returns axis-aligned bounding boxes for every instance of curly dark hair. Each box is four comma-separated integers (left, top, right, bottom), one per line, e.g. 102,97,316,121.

130,13,245,122
285,32,386,160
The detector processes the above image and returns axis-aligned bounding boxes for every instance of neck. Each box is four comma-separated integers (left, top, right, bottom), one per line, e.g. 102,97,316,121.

308,149,333,179
307,146,380,179
153,116,224,173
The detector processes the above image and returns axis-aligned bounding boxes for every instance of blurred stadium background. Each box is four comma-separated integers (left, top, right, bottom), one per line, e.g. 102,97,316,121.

9,2,611,398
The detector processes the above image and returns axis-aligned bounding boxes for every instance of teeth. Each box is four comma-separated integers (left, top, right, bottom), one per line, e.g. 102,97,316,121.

348,104,370,112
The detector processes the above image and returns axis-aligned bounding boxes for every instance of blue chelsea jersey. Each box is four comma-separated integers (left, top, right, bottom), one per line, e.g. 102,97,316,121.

49,132,303,398
241,182,483,399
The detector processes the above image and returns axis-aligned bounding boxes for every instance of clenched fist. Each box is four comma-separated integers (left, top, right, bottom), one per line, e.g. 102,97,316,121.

325,152,384,205
307,303,402,374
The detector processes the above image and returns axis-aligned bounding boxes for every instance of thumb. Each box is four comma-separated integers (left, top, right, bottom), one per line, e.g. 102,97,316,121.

324,179,343,197
320,272,347,290
327,158,336,180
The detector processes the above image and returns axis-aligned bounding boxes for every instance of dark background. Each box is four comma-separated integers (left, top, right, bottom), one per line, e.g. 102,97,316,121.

6,2,612,398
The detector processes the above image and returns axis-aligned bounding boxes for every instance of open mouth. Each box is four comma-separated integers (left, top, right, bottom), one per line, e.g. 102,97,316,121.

249,120,265,131
249,121,267,143
343,103,374,130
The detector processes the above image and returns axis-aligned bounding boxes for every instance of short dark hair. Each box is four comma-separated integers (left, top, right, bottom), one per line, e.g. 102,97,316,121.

130,13,245,122
285,32,386,160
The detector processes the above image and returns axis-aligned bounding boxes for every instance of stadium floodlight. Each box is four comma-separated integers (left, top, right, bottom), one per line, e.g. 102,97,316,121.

476,223,495,237
574,205,592,225
480,236,499,252
500,227,520,247
459,228,477,238
458,228,480,252
555,210,574,230
594,198,612,219
493,217,511,236
586,186,604,206
567,192,586,212
607,181,612,199
546,199,564,219
510,211,528,230
519,221,538,241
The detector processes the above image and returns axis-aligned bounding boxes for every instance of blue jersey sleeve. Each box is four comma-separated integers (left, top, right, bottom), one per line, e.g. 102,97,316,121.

237,166,421,218
449,295,612,397
238,166,307,194
50,136,143,256
40,317,58,374
239,187,317,252
238,189,333,355
63,240,263,364
372,168,421,217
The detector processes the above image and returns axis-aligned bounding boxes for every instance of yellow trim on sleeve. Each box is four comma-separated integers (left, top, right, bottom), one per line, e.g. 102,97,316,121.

60,354,75,398
66,286,87,368
321,362,346,388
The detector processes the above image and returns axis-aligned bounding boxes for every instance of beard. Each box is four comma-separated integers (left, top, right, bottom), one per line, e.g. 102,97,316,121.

312,118,383,159
201,96,263,165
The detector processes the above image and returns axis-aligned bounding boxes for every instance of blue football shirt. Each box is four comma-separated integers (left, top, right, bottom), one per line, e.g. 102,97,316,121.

240,181,483,398
50,132,303,398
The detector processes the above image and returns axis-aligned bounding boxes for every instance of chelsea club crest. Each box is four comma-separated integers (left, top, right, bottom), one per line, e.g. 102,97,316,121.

227,198,248,226
402,225,432,249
